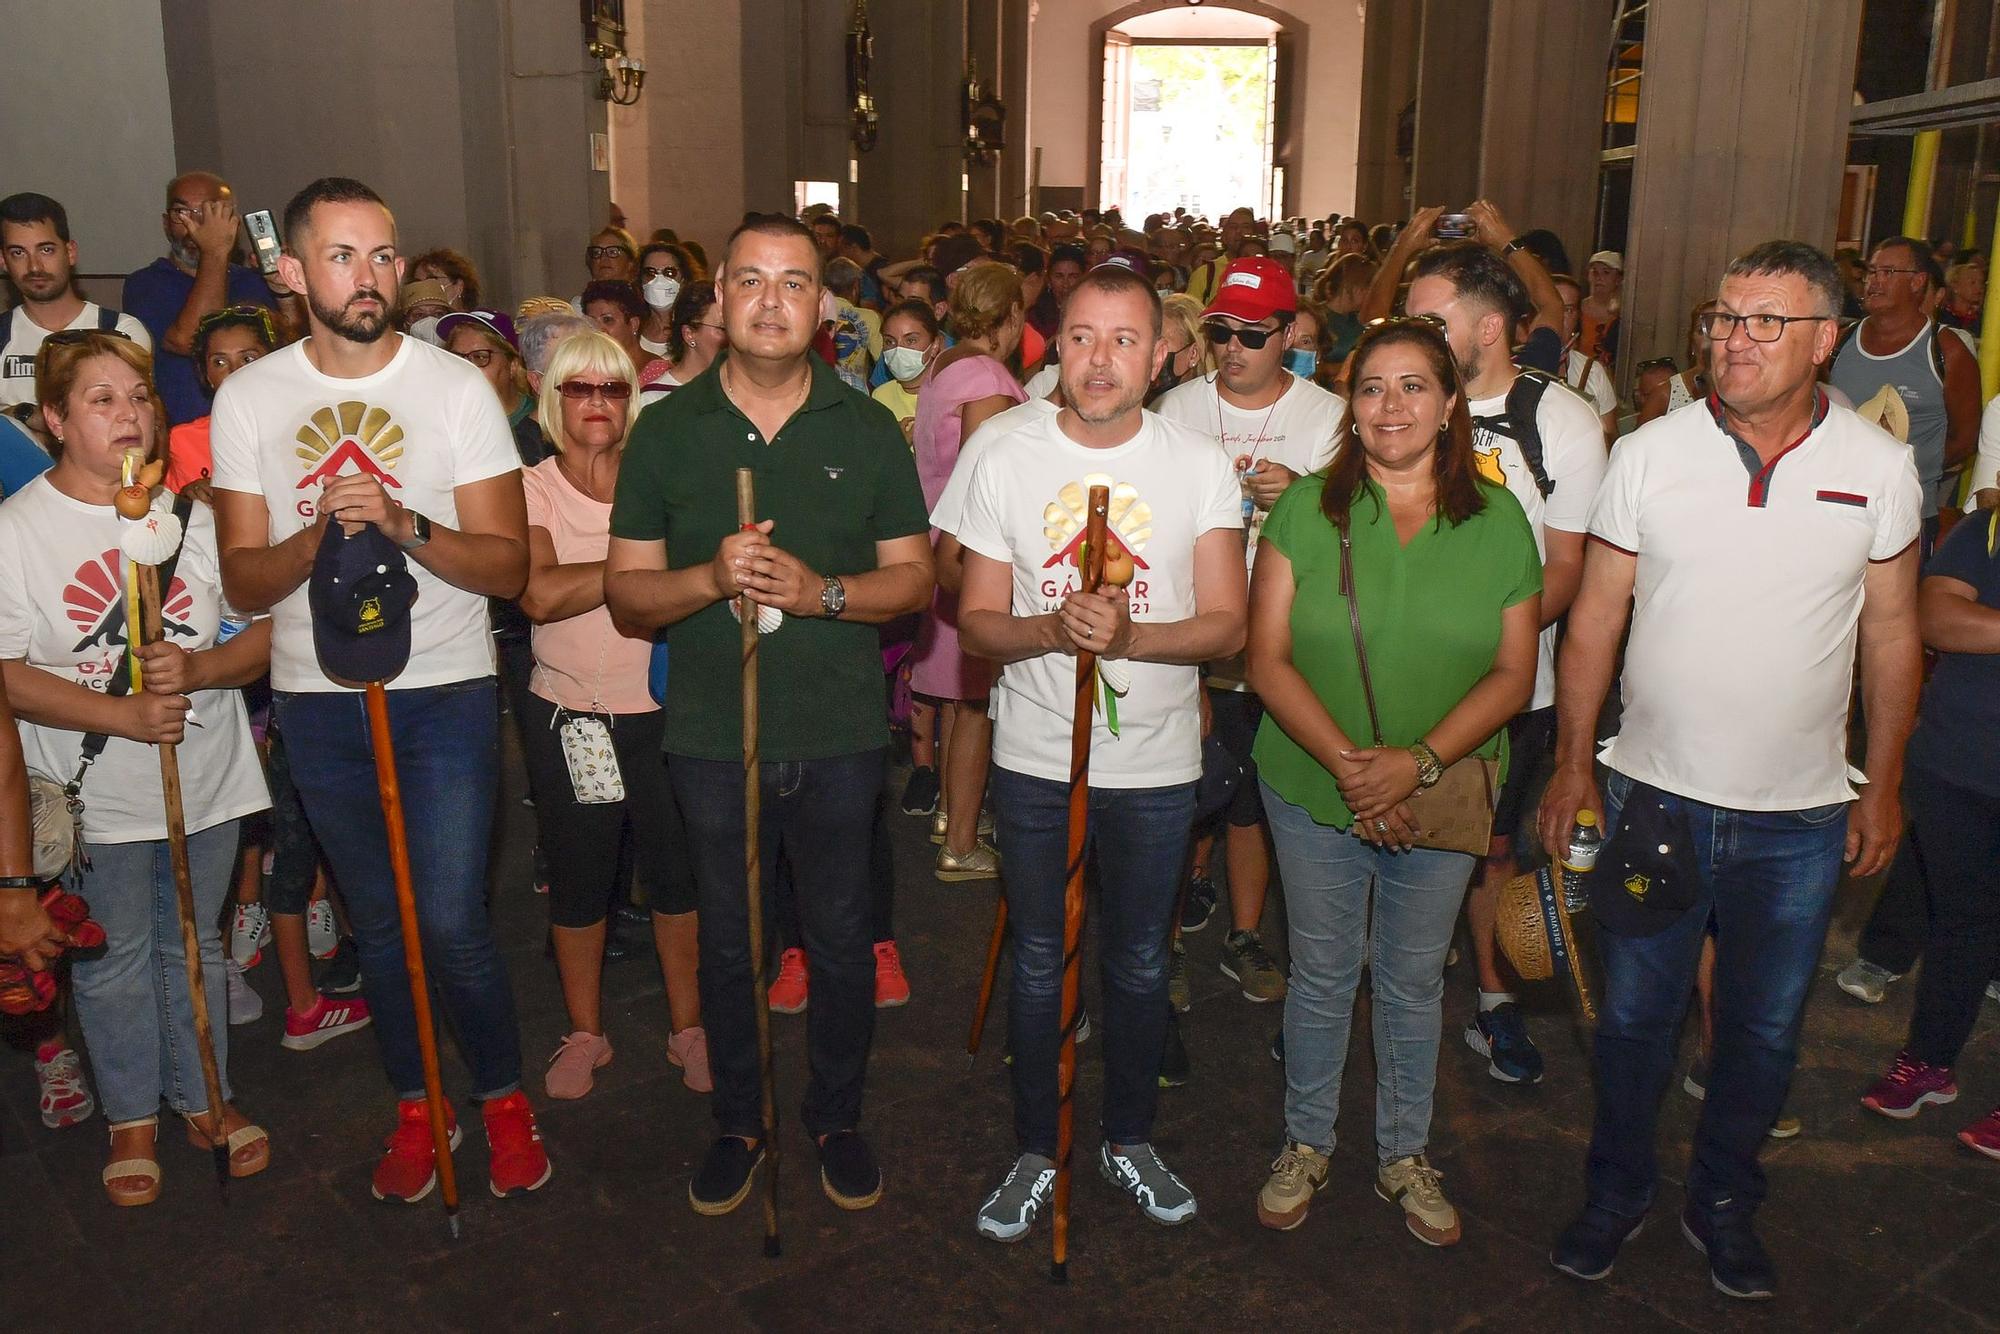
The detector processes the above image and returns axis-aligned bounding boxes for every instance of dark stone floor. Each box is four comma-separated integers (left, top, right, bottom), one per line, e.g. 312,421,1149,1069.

3,748,1998,1333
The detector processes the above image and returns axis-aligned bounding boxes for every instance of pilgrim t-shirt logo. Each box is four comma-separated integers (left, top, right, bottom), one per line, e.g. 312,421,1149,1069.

294,401,406,507
1040,476,1153,611
64,549,193,662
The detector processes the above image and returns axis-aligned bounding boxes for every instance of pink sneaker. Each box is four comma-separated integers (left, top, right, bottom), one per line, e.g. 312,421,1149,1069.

544,1031,612,1100
34,1044,94,1128
667,1027,713,1093
282,994,373,1051
768,948,808,1014
1861,1050,1958,1119
1960,1106,2000,1161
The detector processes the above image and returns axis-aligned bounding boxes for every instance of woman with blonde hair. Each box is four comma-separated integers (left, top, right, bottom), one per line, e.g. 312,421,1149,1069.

0,332,274,1203
1152,292,1211,401
909,263,1026,880
519,330,706,1098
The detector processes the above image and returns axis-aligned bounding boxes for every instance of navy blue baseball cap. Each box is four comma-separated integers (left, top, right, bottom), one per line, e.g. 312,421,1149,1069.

309,522,417,685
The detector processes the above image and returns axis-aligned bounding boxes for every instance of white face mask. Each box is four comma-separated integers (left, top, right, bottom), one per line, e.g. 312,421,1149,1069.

643,274,681,310
406,315,443,346
882,345,929,383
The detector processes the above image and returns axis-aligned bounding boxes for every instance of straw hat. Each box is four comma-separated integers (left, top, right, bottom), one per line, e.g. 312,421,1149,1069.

1494,867,1597,1025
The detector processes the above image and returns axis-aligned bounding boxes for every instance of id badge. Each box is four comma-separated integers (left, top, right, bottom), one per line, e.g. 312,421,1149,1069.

558,715,624,804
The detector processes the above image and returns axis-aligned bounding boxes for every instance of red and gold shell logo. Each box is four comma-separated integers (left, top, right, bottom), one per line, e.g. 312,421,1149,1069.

295,401,404,489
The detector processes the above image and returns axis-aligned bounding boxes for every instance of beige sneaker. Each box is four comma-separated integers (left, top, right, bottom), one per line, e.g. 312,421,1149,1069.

1257,1142,1331,1231
936,841,1001,882
1376,1154,1461,1246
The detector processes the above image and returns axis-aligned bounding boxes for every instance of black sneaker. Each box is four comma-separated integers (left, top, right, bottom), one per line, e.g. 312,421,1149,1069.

1551,1204,1646,1281
1681,1202,1776,1300
818,1130,883,1210
1159,1014,1190,1088
689,1136,765,1216
1179,875,1218,933
320,936,362,995
900,766,940,816
1466,1002,1544,1084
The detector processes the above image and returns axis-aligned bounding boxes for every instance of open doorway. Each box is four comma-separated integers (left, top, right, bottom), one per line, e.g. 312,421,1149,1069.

1096,5,1284,220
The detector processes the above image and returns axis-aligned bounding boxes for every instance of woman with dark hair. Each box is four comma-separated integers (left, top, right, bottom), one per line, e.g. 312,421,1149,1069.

166,305,277,496
637,241,704,358
1245,318,1541,1244
661,281,724,387
408,248,483,312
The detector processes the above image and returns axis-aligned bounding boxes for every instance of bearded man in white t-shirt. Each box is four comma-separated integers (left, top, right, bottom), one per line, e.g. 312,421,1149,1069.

957,262,1245,1242
209,177,551,1208
1153,255,1344,1004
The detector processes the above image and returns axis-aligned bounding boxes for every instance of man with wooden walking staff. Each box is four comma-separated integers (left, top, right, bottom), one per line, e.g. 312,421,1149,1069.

957,262,1246,1260
607,214,932,1227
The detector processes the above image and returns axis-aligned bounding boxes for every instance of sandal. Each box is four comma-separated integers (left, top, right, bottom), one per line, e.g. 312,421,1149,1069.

103,1117,162,1207
183,1107,272,1179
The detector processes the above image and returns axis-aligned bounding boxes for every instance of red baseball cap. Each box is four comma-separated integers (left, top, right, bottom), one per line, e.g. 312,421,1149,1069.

1202,257,1297,324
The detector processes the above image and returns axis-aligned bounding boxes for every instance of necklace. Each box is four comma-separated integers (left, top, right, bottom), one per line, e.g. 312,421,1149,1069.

722,359,813,429
557,452,616,504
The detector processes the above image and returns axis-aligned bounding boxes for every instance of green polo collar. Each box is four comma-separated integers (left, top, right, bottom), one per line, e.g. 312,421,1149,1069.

677,354,850,425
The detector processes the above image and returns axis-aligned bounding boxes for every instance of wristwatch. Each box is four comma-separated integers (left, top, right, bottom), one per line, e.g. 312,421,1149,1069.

1409,741,1445,790
820,574,847,619
1502,238,1529,255
397,511,433,552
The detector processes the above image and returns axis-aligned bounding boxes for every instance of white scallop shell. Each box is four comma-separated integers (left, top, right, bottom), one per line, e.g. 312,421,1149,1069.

118,510,184,564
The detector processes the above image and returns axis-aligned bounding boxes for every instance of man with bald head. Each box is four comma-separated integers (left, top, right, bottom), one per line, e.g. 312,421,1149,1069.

123,171,286,426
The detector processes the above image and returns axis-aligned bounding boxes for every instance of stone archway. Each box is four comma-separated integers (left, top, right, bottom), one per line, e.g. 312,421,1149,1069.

1086,0,1310,217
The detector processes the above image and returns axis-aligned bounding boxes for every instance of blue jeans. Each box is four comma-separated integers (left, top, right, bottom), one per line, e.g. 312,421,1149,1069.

71,822,240,1124
1263,783,1475,1161
275,681,522,1101
1588,768,1848,1218
991,767,1195,1156
670,749,884,1140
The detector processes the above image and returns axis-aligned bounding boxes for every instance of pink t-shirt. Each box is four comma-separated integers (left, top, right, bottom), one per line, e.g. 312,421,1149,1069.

522,456,656,715
911,355,1025,510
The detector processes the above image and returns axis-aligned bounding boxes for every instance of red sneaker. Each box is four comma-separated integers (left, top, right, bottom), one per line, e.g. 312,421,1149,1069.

873,940,911,1008
768,948,809,1014
1960,1106,2000,1161
282,994,373,1051
1861,1050,1958,1119
371,1098,460,1203
482,1090,553,1197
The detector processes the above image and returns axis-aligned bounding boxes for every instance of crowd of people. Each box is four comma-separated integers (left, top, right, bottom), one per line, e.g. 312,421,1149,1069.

0,168,1996,1306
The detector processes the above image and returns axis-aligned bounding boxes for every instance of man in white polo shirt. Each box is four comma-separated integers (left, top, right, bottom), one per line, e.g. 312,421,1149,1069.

1539,241,1921,1300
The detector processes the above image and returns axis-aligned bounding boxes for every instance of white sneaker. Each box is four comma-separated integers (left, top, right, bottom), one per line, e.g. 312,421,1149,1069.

230,902,271,968
226,960,263,1026
1836,958,1900,1005
1987,980,2000,1006
307,899,338,960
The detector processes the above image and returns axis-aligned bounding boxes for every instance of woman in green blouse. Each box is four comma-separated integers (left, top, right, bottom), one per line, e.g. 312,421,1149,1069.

1245,317,1542,1246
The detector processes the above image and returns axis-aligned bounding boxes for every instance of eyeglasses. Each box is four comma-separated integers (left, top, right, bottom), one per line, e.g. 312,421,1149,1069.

1697,311,1831,343
557,379,633,401
587,245,634,261
1863,265,1922,279
641,265,684,281
456,348,499,368
693,322,726,334
1203,320,1287,350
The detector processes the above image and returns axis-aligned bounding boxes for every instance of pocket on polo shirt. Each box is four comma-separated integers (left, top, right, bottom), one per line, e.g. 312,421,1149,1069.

1814,489,1870,509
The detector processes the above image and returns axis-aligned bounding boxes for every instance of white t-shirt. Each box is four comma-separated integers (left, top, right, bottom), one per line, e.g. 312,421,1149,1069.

209,336,522,692
1022,362,1060,401
1962,393,2000,511
0,303,152,408
955,409,1242,789
1468,373,1608,711
931,396,1062,537
1589,397,1922,811
0,481,268,842
1563,348,1618,419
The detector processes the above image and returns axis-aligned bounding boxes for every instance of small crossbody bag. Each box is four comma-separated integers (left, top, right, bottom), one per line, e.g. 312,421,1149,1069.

539,629,625,805
1337,522,1498,856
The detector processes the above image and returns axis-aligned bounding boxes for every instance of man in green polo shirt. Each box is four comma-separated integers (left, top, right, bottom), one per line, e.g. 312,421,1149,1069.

606,215,934,1220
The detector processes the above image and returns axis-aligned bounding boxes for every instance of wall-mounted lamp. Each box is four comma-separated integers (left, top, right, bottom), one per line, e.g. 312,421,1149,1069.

598,54,647,105
582,0,645,105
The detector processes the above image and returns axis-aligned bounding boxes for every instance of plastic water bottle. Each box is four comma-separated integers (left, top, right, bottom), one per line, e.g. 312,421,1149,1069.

1559,810,1602,913
215,612,251,646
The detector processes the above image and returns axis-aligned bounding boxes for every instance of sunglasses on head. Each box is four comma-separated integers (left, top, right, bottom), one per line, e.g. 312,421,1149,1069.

42,328,135,349
1365,313,1448,334
557,379,633,401
1202,320,1286,350
1635,356,1678,374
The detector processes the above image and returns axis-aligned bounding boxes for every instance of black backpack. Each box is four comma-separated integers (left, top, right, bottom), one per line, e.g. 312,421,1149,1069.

0,302,121,346
1471,368,1559,498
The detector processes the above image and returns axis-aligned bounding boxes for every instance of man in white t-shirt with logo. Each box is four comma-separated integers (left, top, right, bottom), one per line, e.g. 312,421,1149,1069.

1539,241,1921,1299
209,177,551,1208
0,192,150,411
1153,255,1342,1003
1405,241,1608,1087
958,262,1245,1242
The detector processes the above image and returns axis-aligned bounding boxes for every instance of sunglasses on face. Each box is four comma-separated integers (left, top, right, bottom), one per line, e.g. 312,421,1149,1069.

557,379,633,401
587,245,634,261
1203,321,1285,350
641,265,684,280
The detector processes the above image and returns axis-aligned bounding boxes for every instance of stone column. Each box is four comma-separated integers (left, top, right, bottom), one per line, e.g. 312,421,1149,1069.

1354,0,1421,223
1619,0,1866,372
1408,0,1490,213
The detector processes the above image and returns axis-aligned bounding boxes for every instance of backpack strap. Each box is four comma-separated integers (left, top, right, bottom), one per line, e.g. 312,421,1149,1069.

1471,369,1555,497
0,307,12,349
95,305,119,333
